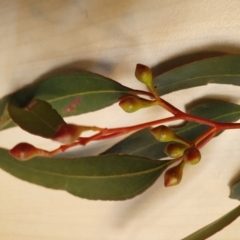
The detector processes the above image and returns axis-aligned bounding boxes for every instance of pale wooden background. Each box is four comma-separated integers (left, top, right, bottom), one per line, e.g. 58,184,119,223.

1,0,240,239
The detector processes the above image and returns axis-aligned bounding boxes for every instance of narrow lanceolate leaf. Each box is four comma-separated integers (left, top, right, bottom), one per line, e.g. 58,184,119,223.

230,180,240,200
0,96,14,130
8,99,65,138
0,148,170,200
0,72,133,130
103,101,240,158
154,55,240,96
182,205,240,240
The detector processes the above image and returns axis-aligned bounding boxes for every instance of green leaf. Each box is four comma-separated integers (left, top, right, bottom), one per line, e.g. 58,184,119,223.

0,72,132,130
154,55,240,96
229,180,240,200
8,99,65,138
103,101,240,158
182,205,240,240
0,148,170,200
0,96,14,130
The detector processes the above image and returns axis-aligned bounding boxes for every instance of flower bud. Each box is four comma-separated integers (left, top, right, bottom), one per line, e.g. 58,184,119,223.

52,124,84,144
135,64,153,88
150,125,176,142
183,147,201,165
10,143,43,161
164,143,188,158
151,125,190,146
164,160,185,187
119,95,156,113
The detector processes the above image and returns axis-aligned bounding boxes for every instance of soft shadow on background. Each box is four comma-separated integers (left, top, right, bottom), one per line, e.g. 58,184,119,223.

31,60,116,85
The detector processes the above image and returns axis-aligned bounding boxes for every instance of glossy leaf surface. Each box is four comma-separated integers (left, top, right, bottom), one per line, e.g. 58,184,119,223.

154,55,240,96
182,205,240,240
103,101,240,158
8,99,65,138
0,148,170,200
0,72,132,130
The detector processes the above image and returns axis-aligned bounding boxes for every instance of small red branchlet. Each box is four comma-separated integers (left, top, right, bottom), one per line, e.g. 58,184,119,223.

164,160,185,187
183,147,201,165
119,95,156,113
10,143,44,161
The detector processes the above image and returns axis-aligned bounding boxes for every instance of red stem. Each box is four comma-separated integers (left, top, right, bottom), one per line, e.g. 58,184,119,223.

13,87,240,159
104,116,178,134
196,131,218,150
194,127,217,145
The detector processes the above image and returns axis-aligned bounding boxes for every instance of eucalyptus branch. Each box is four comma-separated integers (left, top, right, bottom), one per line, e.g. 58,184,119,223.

2,56,240,239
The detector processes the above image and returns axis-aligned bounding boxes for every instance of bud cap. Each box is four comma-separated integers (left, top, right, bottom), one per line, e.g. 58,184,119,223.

164,143,188,158
119,95,156,113
135,64,153,88
10,143,42,161
183,147,201,165
164,160,185,187
150,125,176,142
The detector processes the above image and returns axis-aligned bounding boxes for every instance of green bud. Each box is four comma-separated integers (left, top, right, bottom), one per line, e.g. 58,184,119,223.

135,64,153,88
151,125,190,146
164,143,188,158
150,125,177,142
164,160,185,187
183,147,201,165
119,95,156,113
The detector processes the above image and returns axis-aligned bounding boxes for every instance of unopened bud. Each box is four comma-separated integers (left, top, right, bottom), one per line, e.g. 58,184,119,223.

164,160,185,187
183,147,201,165
151,125,189,145
52,124,84,144
164,143,188,158
151,125,177,142
135,64,153,88
119,95,156,113
10,143,45,161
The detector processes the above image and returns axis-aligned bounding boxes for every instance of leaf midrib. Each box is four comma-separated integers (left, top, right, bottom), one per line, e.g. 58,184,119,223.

44,89,130,104
156,74,240,90
7,158,170,179
27,109,58,132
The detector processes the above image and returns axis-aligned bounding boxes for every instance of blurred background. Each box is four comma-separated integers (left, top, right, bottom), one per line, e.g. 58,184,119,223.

1,1,240,239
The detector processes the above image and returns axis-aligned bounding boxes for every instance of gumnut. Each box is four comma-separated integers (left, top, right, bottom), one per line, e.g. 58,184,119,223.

150,125,177,142
52,123,86,144
9,142,45,161
150,125,189,146
164,160,185,187
183,146,201,165
119,95,156,113
164,143,188,158
135,64,153,88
